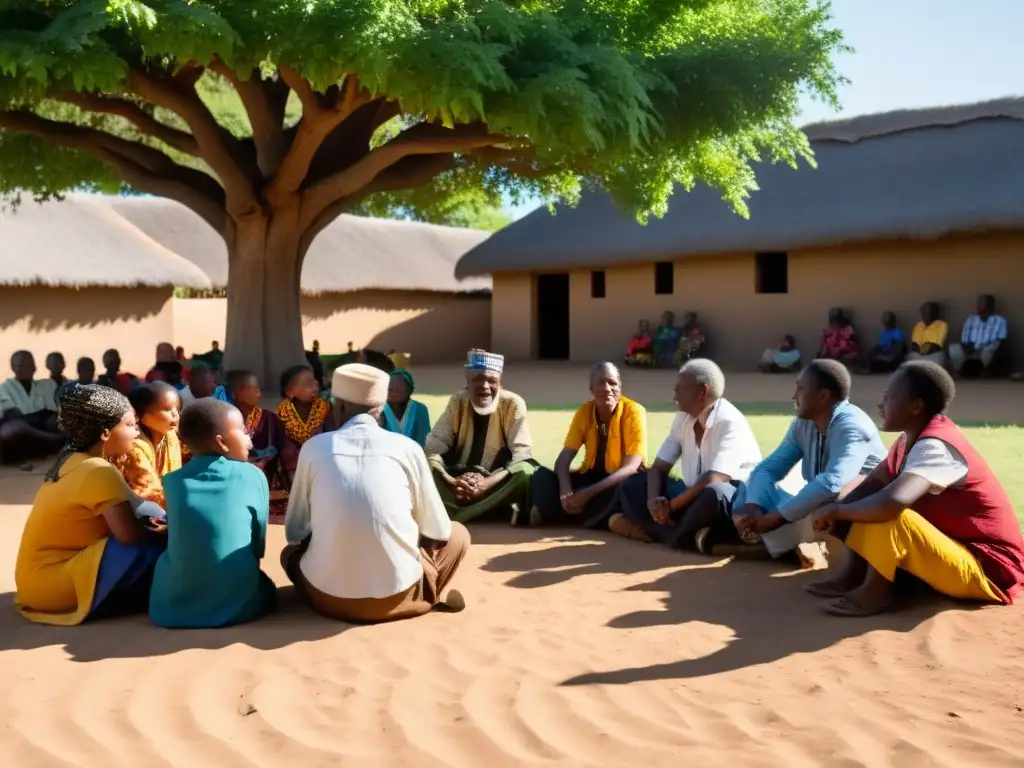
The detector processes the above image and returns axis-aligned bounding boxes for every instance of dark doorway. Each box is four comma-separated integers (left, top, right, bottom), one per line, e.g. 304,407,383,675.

535,273,570,360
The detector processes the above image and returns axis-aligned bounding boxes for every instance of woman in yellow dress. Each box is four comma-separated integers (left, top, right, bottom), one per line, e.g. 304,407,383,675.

111,382,182,508
15,384,167,625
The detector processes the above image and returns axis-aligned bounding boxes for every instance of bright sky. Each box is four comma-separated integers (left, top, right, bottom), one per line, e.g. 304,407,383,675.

505,0,1024,219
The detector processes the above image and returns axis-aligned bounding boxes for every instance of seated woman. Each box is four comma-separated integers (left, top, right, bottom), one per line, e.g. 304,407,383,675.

0,350,64,463
674,311,706,365
228,370,288,518
624,319,654,366
276,364,333,509
908,301,948,365
652,311,680,367
381,369,431,446
864,311,906,373
15,384,167,625
112,382,182,508
759,334,802,373
818,308,859,363
809,361,1024,616
149,399,277,628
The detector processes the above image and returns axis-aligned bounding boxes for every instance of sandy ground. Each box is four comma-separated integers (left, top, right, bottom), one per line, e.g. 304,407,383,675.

2,465,1023,767
1,369,1022,767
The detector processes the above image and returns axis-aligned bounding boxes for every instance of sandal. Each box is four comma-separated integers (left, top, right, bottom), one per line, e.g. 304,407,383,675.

823,596,893,617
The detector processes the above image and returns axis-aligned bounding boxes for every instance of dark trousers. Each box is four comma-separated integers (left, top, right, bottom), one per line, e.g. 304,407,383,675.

530,467,616,525
604,474,738,549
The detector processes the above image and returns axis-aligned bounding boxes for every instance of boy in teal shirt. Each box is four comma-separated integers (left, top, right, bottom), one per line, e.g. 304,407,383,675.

149,398,277,628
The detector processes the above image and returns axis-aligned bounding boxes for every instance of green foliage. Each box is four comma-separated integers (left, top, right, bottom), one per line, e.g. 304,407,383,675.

0,0,847,221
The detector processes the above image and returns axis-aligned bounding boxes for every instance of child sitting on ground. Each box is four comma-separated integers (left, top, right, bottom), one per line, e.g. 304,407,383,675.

276,364,333,502
112,382,182,509
149,398,277,628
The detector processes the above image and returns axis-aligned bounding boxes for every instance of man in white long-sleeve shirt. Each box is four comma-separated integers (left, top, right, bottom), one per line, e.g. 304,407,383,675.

282,363,470,623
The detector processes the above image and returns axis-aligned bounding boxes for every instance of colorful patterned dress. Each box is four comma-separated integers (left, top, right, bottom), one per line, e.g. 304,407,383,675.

242,406,288,522
276,397,332,484
112,431,183,508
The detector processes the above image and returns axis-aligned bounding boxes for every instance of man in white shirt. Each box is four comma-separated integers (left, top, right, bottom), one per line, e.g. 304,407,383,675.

282,363,470,623
601,358,762,551
177,365,217,406
948,293,1008,375
0,350,64,462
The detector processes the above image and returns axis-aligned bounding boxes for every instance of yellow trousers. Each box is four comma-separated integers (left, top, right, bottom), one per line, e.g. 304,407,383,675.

846,509,1004,603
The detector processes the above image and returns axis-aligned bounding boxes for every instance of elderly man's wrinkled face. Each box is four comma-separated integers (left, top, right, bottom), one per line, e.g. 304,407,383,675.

673,372,705,416
468,371,501,409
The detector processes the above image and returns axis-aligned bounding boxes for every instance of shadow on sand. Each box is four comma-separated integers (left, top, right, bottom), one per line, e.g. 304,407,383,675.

483,529,958,685
0,587,353,662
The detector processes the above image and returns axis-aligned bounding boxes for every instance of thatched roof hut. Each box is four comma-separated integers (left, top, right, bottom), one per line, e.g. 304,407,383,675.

106,197,493,294
456,97,1024,277
0,196,211,289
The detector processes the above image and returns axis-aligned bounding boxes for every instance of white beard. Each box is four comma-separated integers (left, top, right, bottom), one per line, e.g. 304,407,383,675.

471,395,500,416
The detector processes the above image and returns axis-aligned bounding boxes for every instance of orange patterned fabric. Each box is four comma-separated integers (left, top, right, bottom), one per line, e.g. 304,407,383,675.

111,431,182,508
276,398,330,446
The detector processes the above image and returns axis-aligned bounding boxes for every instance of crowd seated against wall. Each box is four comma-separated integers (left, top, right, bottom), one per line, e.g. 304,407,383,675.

624,310,707,368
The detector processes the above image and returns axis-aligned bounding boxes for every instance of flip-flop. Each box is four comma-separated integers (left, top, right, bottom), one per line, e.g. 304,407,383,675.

804,582,850,599
823,596,892,617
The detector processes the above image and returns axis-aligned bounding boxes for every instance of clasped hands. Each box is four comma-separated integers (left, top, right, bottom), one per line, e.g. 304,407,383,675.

453,472,491,502
559,486,594,514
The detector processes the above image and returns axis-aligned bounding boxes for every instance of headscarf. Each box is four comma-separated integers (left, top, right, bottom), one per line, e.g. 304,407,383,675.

391,368,415,395
45,383,131,482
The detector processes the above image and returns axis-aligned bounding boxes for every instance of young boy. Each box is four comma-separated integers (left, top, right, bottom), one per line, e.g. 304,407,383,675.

148,399,277,628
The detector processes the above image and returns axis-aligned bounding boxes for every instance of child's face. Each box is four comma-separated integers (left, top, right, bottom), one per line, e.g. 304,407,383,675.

141,388,181,437
233,375,262,408
286,369,319,403
215,408,252,461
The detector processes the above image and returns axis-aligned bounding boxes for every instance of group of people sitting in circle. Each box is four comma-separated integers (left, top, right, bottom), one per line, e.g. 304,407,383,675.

759,294,1012,378
10,339,1024,629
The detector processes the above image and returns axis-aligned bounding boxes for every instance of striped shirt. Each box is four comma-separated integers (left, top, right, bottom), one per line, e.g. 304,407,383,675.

960,314,1008,347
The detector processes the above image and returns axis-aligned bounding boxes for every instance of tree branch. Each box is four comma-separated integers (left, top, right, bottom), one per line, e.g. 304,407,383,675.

127,67,260,213
53,92,200,156
267,67,373,206
299,122,510,231
297,153,458,255
210,57,290,179
0,110,226,232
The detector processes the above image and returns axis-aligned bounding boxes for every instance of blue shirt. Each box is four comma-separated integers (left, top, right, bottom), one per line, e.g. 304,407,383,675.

381,399,431,447
149,456,277,628
876,327,904,351
743,401,887,522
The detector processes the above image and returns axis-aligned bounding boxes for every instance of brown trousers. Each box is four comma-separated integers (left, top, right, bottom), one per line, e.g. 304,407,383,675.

281,522,471,624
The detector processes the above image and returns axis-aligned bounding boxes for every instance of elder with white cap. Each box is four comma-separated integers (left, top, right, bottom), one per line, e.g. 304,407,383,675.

282,363,469,622
424,349,537,524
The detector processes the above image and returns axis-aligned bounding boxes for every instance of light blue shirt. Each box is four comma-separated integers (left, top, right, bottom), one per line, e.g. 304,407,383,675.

742,401,887,522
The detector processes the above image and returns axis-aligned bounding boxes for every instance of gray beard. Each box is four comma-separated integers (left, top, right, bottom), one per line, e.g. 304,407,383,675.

471,395,500,416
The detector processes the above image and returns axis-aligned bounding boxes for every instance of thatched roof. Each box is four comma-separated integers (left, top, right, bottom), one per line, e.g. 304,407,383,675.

0,196,212,289
107,197,492,294
456,97,1024,278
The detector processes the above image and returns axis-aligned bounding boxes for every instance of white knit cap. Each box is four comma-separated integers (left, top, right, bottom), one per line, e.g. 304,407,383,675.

332,363,389,407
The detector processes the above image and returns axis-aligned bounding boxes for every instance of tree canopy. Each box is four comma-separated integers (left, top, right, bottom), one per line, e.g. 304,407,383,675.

0,0,846,378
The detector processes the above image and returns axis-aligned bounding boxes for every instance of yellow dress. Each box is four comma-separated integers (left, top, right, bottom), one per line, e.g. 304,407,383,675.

15,454,132,625
112,432,182,508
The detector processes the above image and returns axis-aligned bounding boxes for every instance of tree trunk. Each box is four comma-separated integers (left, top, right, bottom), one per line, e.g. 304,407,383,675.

223,200,308,386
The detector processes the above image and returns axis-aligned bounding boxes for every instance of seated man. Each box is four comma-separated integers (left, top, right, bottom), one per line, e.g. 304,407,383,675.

283,363,469,623
529,362,647,526
731,360,887,560
948,294,1007,376
96,348,139,395
864,310,905,373
425,350,536,523
0,351,63,462
594,359,762,551
908,301,948,365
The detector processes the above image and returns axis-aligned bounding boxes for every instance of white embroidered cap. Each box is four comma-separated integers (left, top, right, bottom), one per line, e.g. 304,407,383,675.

465,349,504,374
331,363,389,407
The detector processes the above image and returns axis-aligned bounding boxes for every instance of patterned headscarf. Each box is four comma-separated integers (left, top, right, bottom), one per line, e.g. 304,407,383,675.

391,368,415,394
45,383,131,482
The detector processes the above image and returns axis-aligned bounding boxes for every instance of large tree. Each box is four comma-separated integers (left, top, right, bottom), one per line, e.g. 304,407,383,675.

0,0,845,380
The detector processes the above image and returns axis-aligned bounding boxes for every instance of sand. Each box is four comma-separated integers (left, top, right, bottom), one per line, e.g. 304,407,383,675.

2,469,1024,767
